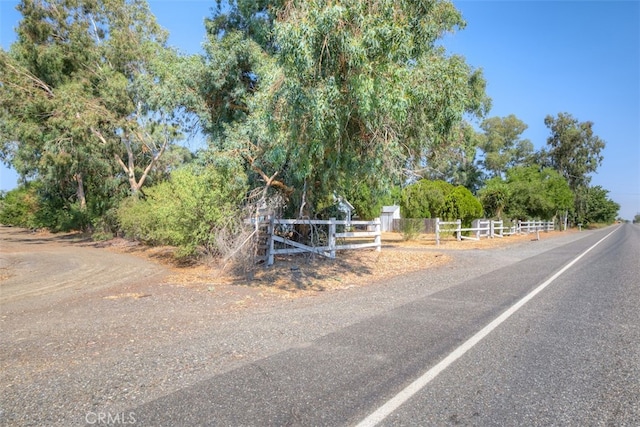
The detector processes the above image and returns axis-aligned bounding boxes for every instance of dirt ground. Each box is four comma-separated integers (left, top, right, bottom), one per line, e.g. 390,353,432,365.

104,229,570,297
0,226,571,303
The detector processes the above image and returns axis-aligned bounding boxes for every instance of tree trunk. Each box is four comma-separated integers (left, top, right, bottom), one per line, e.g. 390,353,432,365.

75,173,87,210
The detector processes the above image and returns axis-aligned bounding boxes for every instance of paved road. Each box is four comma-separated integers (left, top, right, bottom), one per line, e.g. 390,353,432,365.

131,224,639,426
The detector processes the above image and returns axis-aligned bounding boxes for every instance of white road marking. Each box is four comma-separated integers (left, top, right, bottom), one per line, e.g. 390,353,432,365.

355,227,620,427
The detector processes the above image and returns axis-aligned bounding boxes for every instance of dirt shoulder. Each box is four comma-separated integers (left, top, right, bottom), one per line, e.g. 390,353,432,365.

0,226,573,303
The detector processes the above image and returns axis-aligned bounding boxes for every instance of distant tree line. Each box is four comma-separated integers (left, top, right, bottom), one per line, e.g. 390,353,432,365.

0,0,619,257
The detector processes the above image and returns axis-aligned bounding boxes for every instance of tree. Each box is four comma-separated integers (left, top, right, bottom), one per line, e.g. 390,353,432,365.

205,0,490,217
418,121,485,192
582,186,619,224
480,165,574,220
542,112,605,221
478,178,509,219
478,115,534,178
0,0,189,228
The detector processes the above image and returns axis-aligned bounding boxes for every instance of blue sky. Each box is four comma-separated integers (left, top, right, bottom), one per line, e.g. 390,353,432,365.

1,0,639,219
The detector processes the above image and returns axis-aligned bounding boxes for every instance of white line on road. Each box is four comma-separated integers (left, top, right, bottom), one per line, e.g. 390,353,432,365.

355,226,620,427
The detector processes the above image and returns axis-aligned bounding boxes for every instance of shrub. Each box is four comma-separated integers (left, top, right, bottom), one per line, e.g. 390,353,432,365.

0,186,40,228
442,186,483,226
400,180,452,219
117,164,248,258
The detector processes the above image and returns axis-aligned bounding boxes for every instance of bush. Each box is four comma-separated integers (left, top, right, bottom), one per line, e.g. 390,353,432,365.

400,180,452,219
0,186,40,228
442,186,483,226
117,164,248,258
399,218,423,241
401,179,481,225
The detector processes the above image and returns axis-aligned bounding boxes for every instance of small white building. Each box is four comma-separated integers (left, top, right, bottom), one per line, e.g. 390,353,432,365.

381,205,401,232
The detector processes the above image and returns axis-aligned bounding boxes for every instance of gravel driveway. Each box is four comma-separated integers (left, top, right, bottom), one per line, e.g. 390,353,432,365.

0,226,592,426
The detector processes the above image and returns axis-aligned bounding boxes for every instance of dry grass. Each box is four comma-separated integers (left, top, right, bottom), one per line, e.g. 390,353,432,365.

103,229,575,297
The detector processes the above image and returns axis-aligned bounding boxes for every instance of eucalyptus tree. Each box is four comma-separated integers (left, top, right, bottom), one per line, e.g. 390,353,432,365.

202,0,490,217
0,0,188,221
478,114,534,178
542,112,606,222
543,112,605,191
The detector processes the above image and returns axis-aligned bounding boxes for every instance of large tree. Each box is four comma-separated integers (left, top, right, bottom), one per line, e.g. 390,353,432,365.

0,0,188,216
543,112,605,189
542,112,606,223
203,0,490,217
478,114,534,178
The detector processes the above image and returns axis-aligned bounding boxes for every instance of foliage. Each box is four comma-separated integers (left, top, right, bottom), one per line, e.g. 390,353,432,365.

399,219,424,241
442,185,483,225
418,121,485,192
633,214,640,224
543,112,605,190
117,164,248,257
581,186,619,224
478,115,534,178
0,181,112,231
480,166,574,220
400,180,452,219
0,0,191,224
542,112,605,223
0,185,40,228
400,179,481,225
477,180,509,219
204,0,490,217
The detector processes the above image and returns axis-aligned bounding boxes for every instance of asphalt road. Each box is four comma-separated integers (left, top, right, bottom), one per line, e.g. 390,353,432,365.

131,224,639,426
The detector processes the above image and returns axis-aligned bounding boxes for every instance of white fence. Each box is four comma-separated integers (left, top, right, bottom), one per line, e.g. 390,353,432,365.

518,220,555,233
435,218,554,245
265,217,381,266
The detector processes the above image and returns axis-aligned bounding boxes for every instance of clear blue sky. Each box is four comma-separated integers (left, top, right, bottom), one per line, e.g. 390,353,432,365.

1,0,639,219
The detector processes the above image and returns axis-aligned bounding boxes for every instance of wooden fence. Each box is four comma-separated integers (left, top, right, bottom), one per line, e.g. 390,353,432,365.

435,218,554,245
264,217,381,266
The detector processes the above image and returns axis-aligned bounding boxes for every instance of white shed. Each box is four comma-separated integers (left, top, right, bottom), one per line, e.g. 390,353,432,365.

380,205,401,232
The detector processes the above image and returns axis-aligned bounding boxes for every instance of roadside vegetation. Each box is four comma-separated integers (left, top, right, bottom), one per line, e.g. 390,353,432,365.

0,0,620,261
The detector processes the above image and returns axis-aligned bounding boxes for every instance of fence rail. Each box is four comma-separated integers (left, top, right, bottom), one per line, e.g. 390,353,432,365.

434,218,554,245
264,217,381,265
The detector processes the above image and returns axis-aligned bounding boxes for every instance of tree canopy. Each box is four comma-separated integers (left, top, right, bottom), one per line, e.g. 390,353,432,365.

0,0,190,229
0,0,620,246
202,0,490,216
479,114,534,178
480,166,574,220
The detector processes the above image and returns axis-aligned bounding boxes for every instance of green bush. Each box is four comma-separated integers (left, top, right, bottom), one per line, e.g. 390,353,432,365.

400,180,453,219
117,164,248,258
400,179,481,226
0,186,40,228
442,186,483,226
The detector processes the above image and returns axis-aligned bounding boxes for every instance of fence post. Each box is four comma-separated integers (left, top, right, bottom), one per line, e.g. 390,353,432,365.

374,218,381,252
490,220,494,238
456,219,461,241
267,217,275,266
329,218,336,259
435,217,440,246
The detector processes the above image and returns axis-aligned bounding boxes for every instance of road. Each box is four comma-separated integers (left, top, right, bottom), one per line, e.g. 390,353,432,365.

131,224,640,426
